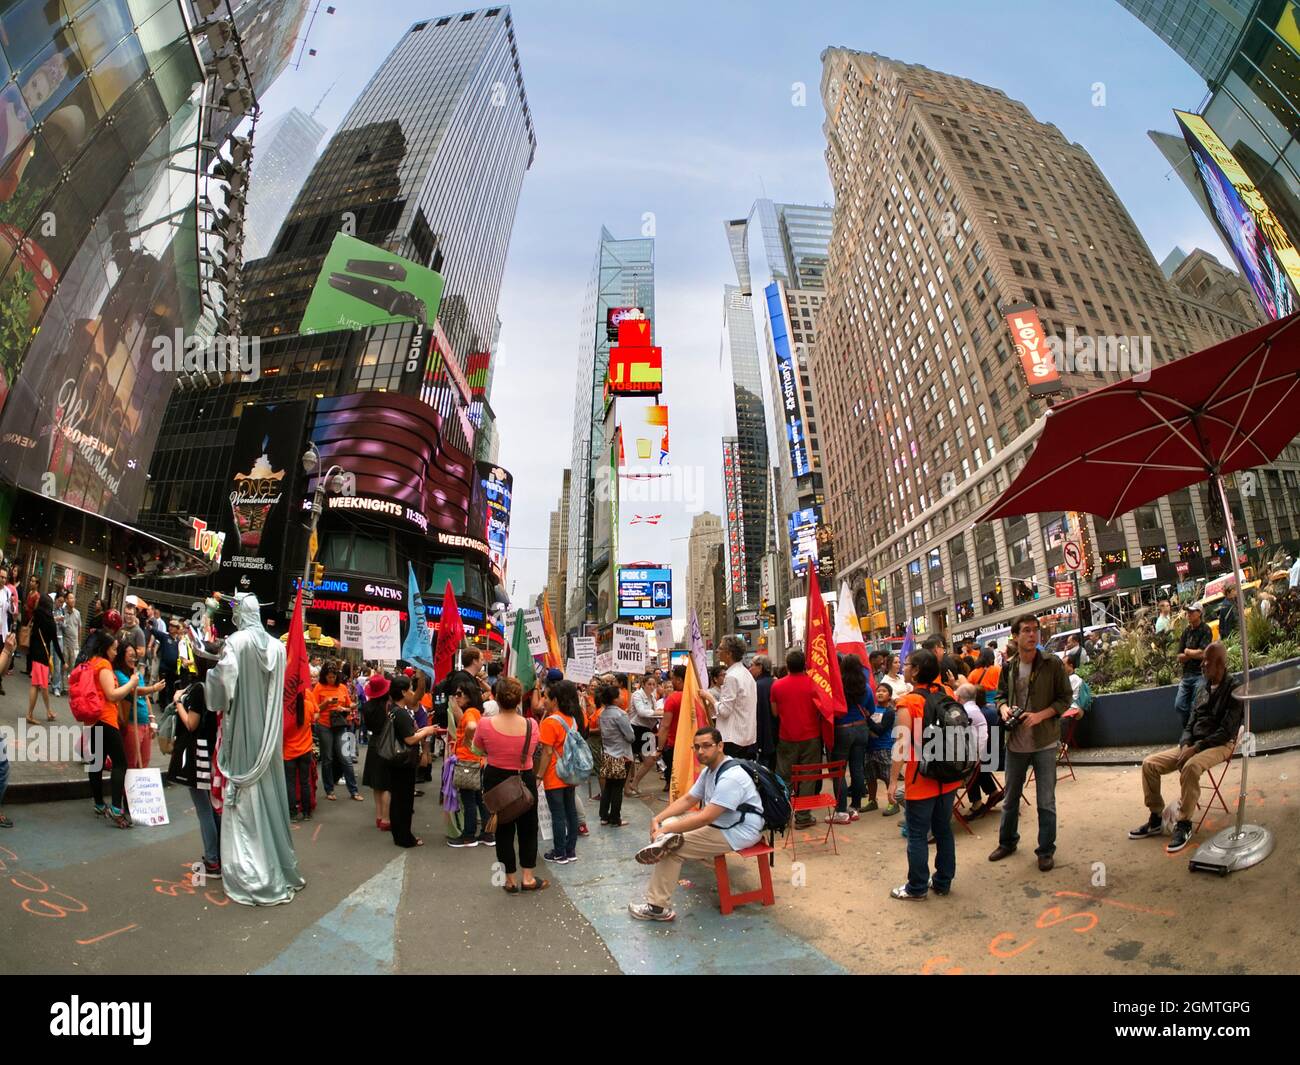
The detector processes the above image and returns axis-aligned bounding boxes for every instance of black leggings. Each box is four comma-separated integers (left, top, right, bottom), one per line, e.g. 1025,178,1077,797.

88,723,127,811
482,765,538,875
389,765,418,847
599,776,626,822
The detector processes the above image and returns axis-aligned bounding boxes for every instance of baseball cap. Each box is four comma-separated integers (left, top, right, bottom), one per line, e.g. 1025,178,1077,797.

1188,601,1204,612
545,667,564,685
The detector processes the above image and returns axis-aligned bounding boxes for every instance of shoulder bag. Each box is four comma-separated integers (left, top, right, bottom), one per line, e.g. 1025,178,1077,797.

376,708,419,768
482,719,534,827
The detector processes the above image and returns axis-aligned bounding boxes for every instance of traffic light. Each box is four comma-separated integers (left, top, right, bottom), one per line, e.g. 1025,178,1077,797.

312,563,325,585
864,578,879,612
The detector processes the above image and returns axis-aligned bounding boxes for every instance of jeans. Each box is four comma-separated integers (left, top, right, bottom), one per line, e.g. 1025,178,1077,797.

0,752,8,808
832,723,869,812
50,647,63,692
999,747,1058,856
190,788,221,865
317,724,359,796
545,785,579,857
1174,675,1204,732
285,754,312,816
459,788,488,837
904,790,956,896
777,736,824,823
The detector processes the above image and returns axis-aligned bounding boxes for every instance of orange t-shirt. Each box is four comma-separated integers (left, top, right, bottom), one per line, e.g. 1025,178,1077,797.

455,707,483,763
896,682,963,801
969,665,1001,692
284,690,315,759
616,689,630,712
538,711,577,791
91,657,118,729
312,682,351,727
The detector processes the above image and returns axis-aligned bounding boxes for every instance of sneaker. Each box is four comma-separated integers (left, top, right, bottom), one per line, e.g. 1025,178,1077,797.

291,812,303,823
628,901,676,922
543,850,567,864
861,800,879,813
1166,821,1194,853
93,804,109,819
794,818,816,831
830,811,852,824
446,835,478,848
847,809,860,822
635,833,685,865
928,878,950,896
577,823,589,837
564,853,578,864
476,833,495,846
1129,814,1164,840
890,884,926,900
203,860,221,879
882,802,901,817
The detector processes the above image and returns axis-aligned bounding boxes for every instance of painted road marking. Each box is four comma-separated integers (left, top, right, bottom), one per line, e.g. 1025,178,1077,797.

77,924,139,945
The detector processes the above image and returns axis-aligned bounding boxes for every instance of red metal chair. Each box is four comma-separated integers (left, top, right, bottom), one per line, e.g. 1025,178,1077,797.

784,760,845,859
1194,734,1240,835
714,842,776,915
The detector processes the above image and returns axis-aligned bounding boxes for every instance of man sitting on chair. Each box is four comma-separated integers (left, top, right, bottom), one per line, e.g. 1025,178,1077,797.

1129,642,1242,854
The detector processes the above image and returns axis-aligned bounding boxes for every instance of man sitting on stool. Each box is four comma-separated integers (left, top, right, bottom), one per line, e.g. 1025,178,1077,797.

1129,641,1242,854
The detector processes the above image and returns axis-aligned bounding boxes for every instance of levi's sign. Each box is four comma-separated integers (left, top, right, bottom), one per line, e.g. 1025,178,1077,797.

1004,302,1063,396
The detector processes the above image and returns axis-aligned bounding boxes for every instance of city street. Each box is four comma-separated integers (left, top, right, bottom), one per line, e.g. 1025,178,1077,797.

5,736,1297,975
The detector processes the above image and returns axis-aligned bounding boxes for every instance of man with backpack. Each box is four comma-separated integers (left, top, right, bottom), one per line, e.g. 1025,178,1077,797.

629,726,772,923
989,614,1073,872
884,650,970,899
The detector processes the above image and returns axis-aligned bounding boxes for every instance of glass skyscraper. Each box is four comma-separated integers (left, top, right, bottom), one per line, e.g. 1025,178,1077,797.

243,107,329,261
1116,0,1254,82
565,226,654,631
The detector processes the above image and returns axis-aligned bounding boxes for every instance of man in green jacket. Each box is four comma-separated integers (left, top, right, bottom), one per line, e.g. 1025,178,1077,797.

988,614,1072,872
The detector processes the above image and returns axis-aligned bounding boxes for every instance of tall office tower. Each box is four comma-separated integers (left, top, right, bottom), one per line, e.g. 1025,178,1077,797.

686,512,724,639
720,282,768,612
1115,0,1254,82
243,107,329,261
565,227,655,632
135,9,535,635
815,49,1295,640
546,469,571,626
728,200,835,617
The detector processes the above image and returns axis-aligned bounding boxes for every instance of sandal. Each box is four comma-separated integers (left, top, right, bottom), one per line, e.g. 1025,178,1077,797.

325,793,337,801
0,814,13,828
521,878,550,892
26,717,38,725
350,794,365,801
45,713,57,722
502,882,521,894
378,821,391,831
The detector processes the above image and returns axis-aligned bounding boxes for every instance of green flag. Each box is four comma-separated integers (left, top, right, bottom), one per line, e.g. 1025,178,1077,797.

510,609,536,691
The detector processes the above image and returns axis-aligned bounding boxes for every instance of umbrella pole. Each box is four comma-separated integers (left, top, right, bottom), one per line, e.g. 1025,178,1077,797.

1214,474,1252,837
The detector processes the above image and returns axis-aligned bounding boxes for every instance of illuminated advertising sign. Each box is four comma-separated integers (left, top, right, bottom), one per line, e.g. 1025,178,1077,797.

618,402,669,470
607,316,663,395
1175,109,1300,319
618,566,672,619
606,306,644,342
189,517,226,567
1003,303,1063,396
788,505,836,579
478,462,513,581
300,232,445,335
765,282,811,478
723,438,746,599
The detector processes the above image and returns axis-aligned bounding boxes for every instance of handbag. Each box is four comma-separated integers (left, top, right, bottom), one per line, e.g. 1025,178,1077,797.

375,709,419,768
452,758,482,791
600,753,628,780
482,719,534,827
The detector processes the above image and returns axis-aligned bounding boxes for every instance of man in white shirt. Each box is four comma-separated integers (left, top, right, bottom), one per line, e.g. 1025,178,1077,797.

713,636,758,759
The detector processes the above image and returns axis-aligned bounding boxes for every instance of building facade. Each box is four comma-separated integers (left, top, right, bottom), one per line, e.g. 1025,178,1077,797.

686,511,723,642
1116,0,1255,82
243,106,329,261
815,49,1298,640
135,8,535,648
564,227,655,632
546,468,570,628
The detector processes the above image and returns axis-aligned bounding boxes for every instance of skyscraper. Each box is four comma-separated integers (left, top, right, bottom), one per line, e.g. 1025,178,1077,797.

243,107,329,261
565,228,655,632
546,468,571,627
815,49,1294,639
686,512,723,641
136,8,536,635
1115,0,1254,82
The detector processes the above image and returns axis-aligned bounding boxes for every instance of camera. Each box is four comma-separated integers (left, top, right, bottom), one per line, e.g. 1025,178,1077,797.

1004,704,1027,728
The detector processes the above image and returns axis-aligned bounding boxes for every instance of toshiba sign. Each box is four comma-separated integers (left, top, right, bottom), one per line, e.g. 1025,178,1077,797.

1003,302,1063,397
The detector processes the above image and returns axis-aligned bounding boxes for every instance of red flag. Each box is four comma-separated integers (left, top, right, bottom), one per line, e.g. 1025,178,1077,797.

804,564,846,750
283,586,312,724
433,580,465,684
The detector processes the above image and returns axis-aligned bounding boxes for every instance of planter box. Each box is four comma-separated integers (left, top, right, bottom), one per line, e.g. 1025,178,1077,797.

1074,656,1300,748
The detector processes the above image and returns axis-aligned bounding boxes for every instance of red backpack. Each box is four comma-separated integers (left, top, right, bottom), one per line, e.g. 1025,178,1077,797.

69,661,104,724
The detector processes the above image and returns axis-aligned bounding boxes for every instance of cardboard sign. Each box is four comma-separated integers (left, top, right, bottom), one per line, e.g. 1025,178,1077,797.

340,611,363,649
124,768,169,827
594,651,614,674
612,623,650,674
509,608,548,656
654,619,675,652
565,658,595,684
361,610,402,660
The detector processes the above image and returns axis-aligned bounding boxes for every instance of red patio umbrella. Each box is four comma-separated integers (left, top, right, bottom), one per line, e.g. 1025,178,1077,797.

982,311,1300,874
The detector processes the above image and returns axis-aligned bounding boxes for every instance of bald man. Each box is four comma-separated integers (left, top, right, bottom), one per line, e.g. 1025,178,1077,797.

1129,642,1243,854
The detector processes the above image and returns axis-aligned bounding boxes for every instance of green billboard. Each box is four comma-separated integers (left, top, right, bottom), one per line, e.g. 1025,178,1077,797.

299,233,445,335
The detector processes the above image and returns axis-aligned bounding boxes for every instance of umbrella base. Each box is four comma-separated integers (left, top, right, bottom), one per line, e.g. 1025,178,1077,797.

1188,823,1274,876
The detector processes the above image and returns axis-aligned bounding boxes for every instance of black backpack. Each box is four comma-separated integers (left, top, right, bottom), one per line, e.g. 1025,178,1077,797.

715,758,792,843
915,689,979,784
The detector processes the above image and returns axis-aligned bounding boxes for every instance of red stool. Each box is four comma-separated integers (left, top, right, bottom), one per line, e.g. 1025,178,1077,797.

714,843,776,915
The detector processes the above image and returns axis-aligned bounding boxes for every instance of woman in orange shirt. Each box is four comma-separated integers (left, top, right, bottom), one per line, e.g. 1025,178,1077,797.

77,631,141,828
312,660,362,801
284,681,316,822
885,649,961,900
447,680,490,847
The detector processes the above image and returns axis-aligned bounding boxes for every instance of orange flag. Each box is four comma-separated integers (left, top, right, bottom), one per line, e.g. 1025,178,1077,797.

805,564,846,750
670,657,709,802
539,595,563,670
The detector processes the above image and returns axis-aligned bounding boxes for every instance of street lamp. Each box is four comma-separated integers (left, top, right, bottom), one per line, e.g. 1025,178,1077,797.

302,443,348,593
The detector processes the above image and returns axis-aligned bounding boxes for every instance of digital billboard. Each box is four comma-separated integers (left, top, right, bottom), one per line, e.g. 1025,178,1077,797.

723,438,746,598
765,281,811,478
788,505,836,579
606,305,644,342
1175,110,1300,320
606,316,663,395
479,462,513,583
618,566,672,619
300,232,446,334
618,402,669,470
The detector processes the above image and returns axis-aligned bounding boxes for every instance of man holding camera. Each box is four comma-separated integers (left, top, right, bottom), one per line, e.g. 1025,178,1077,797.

988,614,1072,872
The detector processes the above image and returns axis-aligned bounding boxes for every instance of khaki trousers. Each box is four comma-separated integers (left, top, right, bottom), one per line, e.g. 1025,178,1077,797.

1141,742,1233,823
646,825,732,908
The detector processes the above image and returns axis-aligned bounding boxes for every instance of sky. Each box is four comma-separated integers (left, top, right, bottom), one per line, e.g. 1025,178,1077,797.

256,0,1232,615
